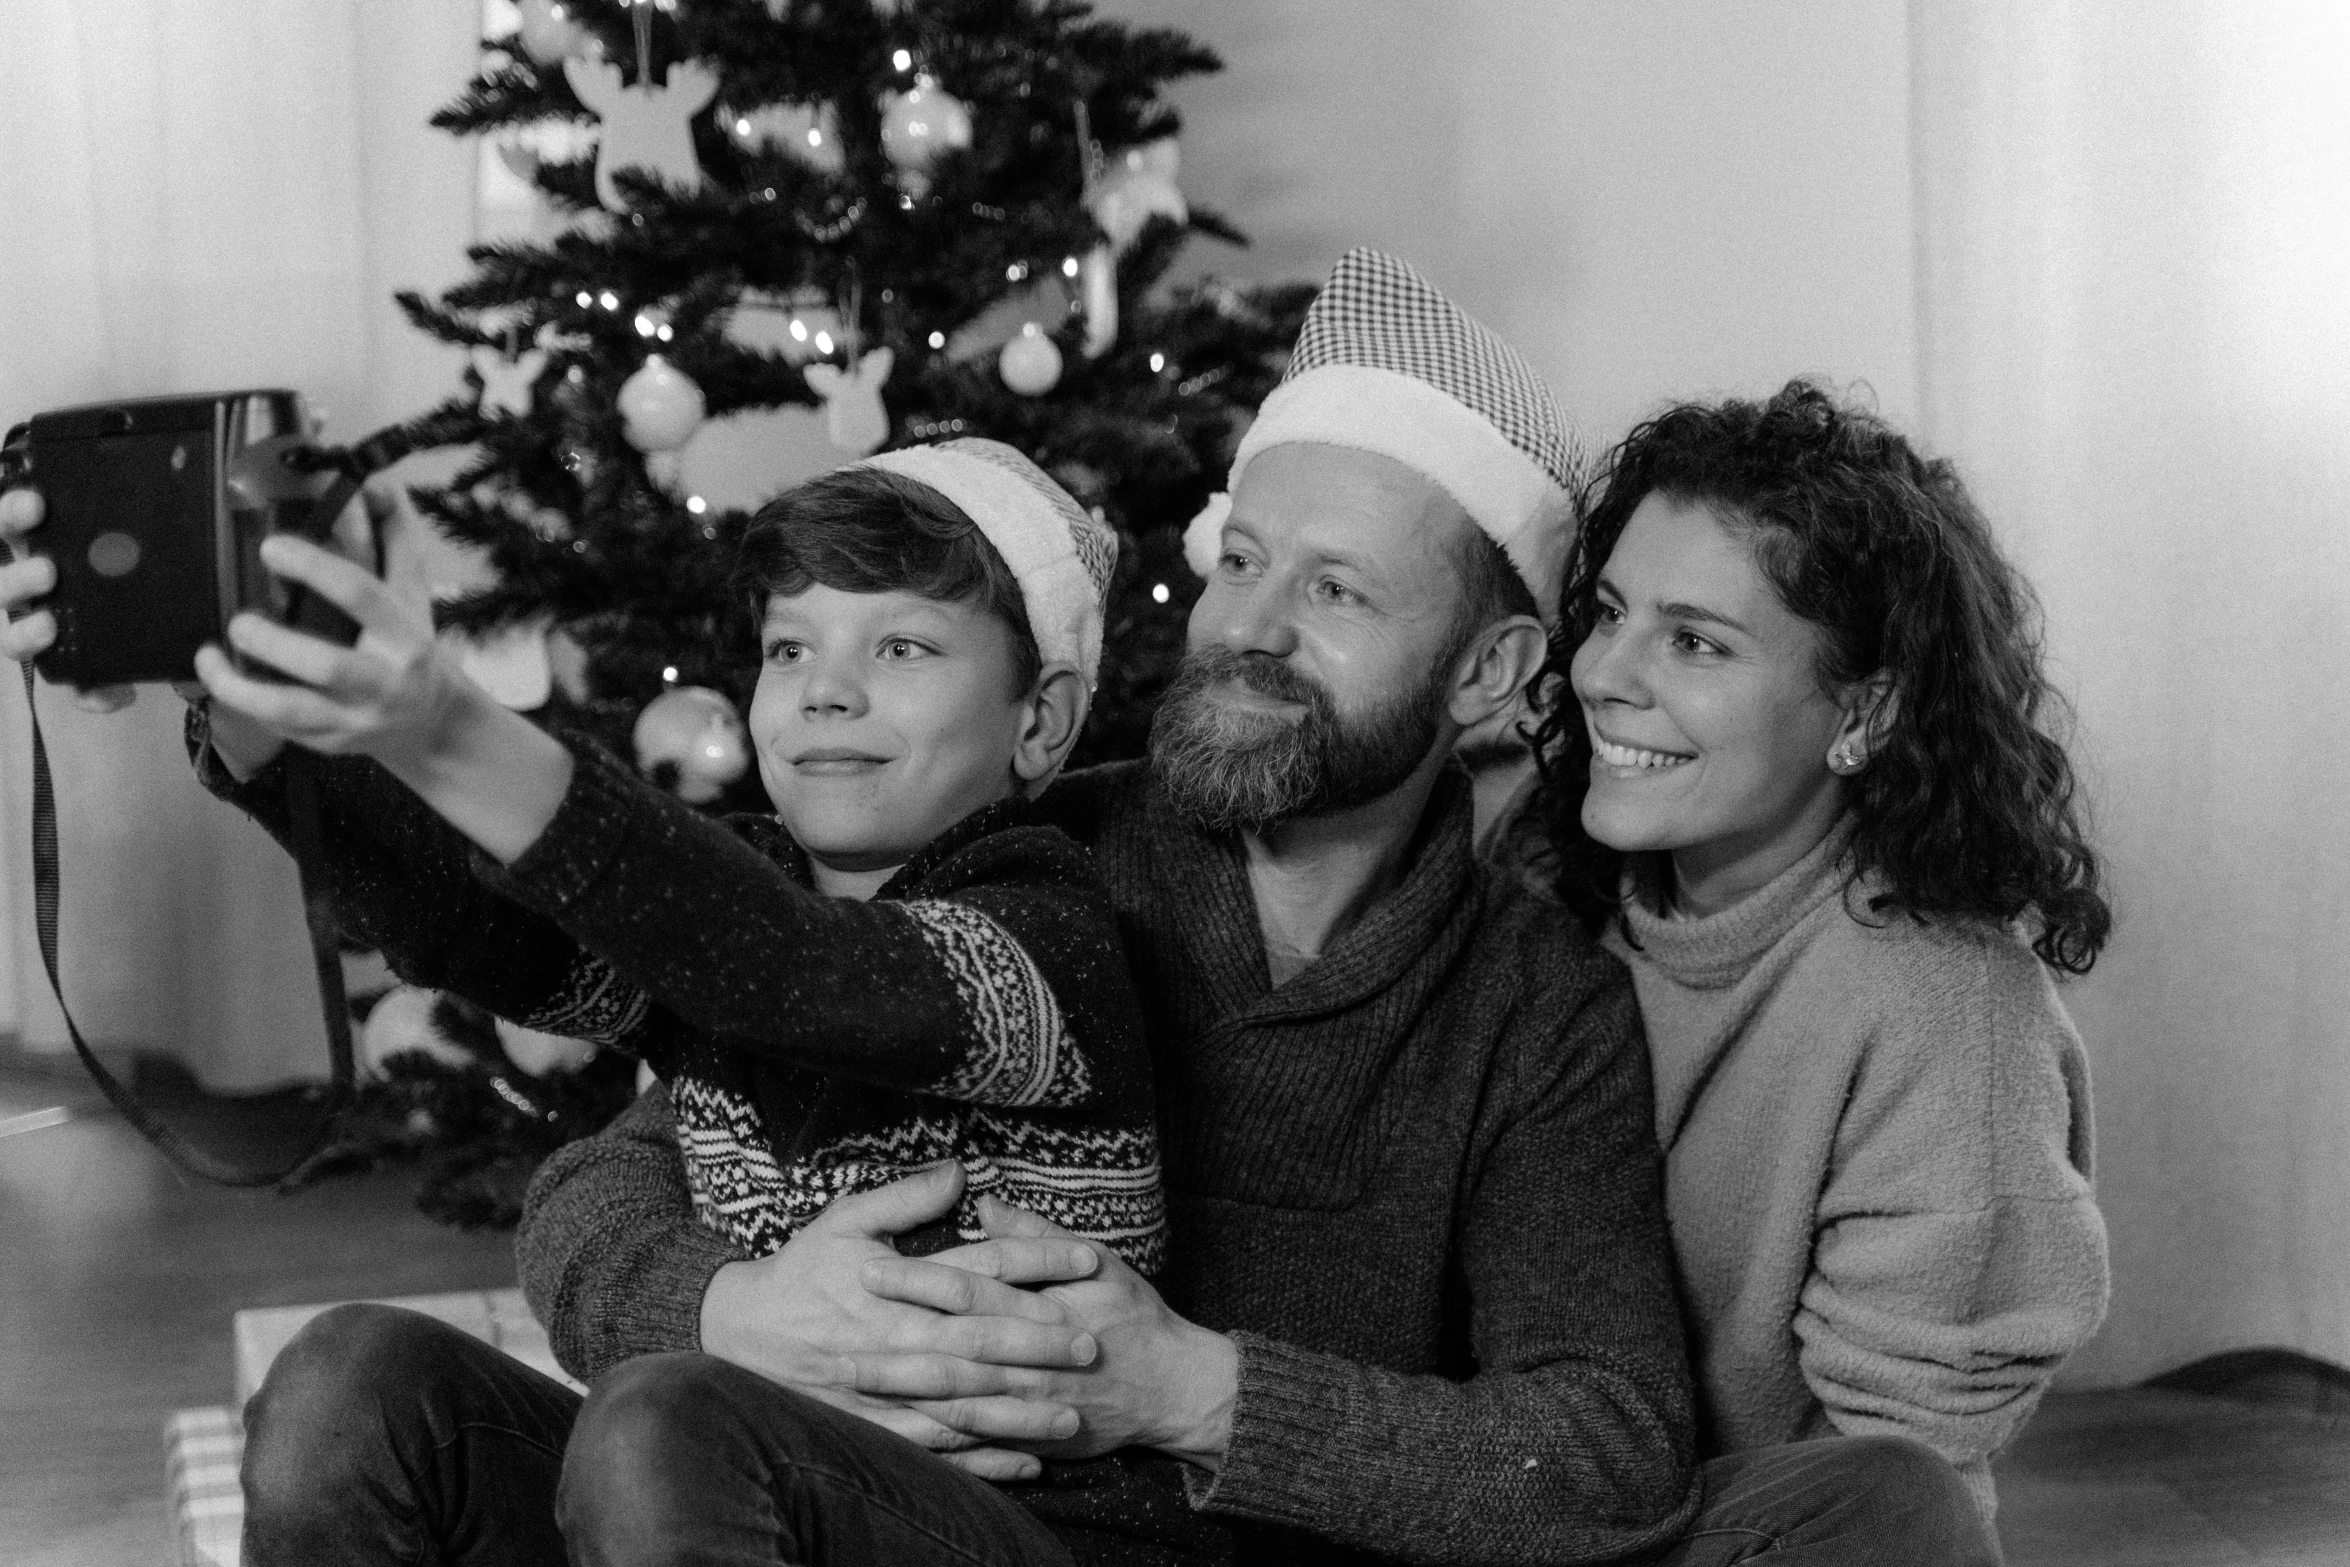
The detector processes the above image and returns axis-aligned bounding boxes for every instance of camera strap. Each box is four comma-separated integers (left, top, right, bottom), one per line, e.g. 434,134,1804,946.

19,657,356,1191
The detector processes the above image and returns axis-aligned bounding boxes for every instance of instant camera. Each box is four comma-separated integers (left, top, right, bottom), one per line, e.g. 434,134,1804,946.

1,390,365,689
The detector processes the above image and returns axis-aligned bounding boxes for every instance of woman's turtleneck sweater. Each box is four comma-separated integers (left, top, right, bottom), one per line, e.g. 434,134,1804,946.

1604,826,2109,1517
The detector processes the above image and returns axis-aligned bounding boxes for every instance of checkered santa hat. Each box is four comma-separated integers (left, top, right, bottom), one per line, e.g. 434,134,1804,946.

1184,248,1583,611
851,438,1117,782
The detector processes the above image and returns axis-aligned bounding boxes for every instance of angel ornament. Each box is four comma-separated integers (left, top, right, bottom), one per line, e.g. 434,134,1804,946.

564,55,719,211
805,346,895,457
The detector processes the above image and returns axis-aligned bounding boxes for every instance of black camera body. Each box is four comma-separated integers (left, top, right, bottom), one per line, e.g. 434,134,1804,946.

2,390,363,688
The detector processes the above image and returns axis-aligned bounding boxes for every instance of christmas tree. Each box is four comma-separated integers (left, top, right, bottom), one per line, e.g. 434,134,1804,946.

316,0,1311,1225
378,0,1311,773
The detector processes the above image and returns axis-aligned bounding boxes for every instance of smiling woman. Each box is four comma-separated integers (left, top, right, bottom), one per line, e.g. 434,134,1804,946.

1523,379,2114,1519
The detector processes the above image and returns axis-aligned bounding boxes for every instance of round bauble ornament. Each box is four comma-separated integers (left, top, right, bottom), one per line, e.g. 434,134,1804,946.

361,986,477,1074
879,76,972,195
495,1017,601,1077
633,684,750,804
999,323,1063,397
515,0,591,65
617,355,706,452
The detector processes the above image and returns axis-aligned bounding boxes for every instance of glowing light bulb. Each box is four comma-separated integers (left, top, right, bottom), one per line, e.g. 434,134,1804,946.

657,324,674,342
1151,582,1171,604
634,313,656,336
927,331,946,349
598,290,620,311
813,330,835,354
685,495,707,515
892,48,913,71
789,318,809,342
1061,256,1080,278
1149,352,1166,372
806,127,824,149
662,665,679,683
734,117,751,136
1006,262,1028,281
575,290,593,308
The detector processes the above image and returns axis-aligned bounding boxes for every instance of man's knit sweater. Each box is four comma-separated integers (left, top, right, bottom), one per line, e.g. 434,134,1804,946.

1604,827,2109,1518
522,761,1700,1567
188,713,1164,1271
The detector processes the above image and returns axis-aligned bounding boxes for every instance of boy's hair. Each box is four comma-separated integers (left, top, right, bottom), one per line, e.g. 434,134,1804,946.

735,466,1042,697
1530,379,2112,974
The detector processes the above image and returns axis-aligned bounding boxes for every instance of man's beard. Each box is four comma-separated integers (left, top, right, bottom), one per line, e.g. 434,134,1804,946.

1148,645,1450,834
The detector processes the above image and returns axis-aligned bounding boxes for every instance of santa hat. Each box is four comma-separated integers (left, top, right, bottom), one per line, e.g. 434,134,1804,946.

1183,248,1582,611
850,439,1116,778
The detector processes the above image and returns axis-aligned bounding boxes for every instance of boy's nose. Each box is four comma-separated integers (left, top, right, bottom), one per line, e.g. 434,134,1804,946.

799,659,867,716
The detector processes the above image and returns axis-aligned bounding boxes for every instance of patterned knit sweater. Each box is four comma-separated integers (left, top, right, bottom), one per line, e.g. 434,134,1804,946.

520,761,1701,1567
187,711,1165,1273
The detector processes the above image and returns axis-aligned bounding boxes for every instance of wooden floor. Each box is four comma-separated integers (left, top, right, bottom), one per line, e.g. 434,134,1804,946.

0,1057,514,1567
4,1054,2347,1567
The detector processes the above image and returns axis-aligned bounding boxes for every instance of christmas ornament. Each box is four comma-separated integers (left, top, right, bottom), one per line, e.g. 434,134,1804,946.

617,355,707,451
1078,246,1118,358
633,685,751,804
565,55,719,210
805,346,895,455
878,76,972,197
515,0,592,65
723,101,845,175
1088,138,1185,249
471,344,549,418
999,323,1063,396
496,1017,600,1077
363,986,477,1074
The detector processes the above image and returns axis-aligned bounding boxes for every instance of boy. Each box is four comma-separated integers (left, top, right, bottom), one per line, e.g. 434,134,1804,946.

184,438,1165,1275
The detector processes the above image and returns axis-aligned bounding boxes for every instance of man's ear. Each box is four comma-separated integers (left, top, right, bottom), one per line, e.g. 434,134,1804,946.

1011,663,1089,792
1446,614,1548,731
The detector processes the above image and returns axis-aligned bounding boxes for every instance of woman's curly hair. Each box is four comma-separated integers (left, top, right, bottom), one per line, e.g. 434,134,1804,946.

1527,380,2111,974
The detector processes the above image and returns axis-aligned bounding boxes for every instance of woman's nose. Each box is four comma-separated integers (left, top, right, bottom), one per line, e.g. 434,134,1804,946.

1571,626,1647,707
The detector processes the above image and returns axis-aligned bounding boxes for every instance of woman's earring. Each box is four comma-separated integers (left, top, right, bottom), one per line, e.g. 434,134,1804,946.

1829,746,1861,774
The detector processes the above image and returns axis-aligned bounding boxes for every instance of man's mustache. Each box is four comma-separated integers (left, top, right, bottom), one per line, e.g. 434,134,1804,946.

1183,647,1330,712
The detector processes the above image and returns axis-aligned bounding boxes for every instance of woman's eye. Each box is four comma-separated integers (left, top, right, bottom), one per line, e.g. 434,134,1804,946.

1672,630,1723,657
1594,601,1626,627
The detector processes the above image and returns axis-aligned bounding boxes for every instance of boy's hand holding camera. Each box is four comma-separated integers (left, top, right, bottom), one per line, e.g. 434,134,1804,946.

3,484,570,864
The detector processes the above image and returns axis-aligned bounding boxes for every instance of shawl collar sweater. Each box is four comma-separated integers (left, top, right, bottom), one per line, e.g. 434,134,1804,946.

525,760,1700,1566
1606,827,2108,1517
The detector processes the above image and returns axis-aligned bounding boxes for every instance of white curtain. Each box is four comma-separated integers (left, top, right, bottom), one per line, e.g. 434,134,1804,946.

1911,0,2350,1381
0,0,478,1088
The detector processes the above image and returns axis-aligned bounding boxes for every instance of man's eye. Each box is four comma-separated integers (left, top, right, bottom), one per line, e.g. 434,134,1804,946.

1218,551,1258,578
1314,578,1362,606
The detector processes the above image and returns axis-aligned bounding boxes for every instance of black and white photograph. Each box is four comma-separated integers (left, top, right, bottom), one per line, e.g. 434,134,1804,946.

2,3,2343,1563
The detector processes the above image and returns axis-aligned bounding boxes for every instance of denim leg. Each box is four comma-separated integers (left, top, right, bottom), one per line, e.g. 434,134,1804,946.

241,1301,581,1567
558,1352,1077,1567
1656,1436,2003,1567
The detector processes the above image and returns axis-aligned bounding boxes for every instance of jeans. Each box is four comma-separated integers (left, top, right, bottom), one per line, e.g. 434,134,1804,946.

241,1304,1999,1567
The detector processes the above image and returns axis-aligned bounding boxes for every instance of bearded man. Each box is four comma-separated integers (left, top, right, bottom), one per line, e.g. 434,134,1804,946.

236,252,1998,1566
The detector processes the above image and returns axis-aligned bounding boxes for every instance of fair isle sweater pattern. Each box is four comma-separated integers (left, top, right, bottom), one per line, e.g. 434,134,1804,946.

186,710,1166,1278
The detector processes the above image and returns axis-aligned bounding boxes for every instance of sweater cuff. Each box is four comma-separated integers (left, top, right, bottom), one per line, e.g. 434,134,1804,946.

476,735,647,915
1180,1331,1349,1523
185,699,290,806
584,1217,746,1375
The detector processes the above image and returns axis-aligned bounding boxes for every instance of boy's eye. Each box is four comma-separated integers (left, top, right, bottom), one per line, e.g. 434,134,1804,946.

880,638,926,661
763,638,805,663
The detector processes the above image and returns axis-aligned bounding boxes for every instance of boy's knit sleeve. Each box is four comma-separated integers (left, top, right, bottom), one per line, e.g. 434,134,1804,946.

183,704,616,1031
519,1080,745,1380
1189,950,1700,1566
1794,947,2109,1517
479,738,1115,1110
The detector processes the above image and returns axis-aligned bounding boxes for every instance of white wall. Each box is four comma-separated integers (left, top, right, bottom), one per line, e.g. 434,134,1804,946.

1101,0,1920,452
